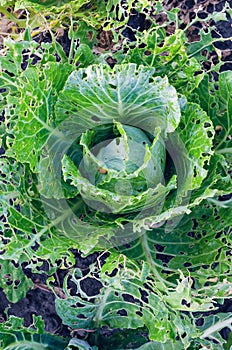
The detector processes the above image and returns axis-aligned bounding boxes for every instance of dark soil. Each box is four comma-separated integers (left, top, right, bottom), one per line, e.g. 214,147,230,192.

0,250,101,338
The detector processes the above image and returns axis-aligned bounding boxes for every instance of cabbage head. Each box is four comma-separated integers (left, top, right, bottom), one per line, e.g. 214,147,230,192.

32,63,225,253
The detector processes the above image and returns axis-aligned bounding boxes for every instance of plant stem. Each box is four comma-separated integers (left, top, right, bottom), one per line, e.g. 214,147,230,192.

140,234,176,288
201,317,232,339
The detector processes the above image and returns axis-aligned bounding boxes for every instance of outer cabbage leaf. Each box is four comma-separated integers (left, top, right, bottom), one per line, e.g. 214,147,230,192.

0,260,33,303
197,313,232,350
197,71,232,162
0,158,75,265
54,253,199,348
55,252,232,349
176,101,214,190
5,62,72,171
120,201,232,299
55,63,181,135
0,315,69,350
117,29,204,97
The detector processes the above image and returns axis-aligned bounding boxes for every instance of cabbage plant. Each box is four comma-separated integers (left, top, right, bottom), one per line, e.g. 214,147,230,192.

0,24,231,349
32,62,226,254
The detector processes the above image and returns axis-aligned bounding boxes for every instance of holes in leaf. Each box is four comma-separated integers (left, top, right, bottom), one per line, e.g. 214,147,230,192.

196,317,204,326
203,159,209,170
154,244,165,252
11,260,19,268
76,314,87,319
122,243,131,249
181,299,190,307
80,278,102,296
192,218,198,230
81,72,87,80
156,253,173,265
14,279,20,287
204,122,211,128
72,302,85,308
109,84,116,89
220,327,231,341
6,279,13,286
136,310,143,317
139,288,148,303
117,309,128,316
184,262,192,267
187,231,195,238
122,293,142,305
202,265,209,269
211,262,219,270
215,231,223,239
32,242,40,252
202,152,210,157
106,268,118,278
66,278,77,297
207,130,213,138
219,194,232,201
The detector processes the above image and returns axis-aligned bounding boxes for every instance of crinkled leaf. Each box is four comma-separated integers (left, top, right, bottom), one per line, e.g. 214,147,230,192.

0,158,75,265
55,63,181,136
197,71,232,161
38,155,79,199
120,201,232,300
0,315,69,349
114,28,204,97
55,253,199,347
0,260,33,303
197,313,232,350
5,62,72,171
173,100,214,192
